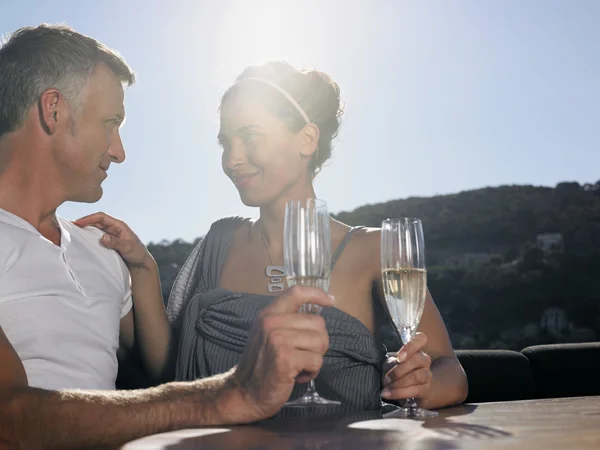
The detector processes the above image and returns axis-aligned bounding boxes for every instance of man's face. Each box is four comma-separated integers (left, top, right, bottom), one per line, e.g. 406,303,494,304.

55,63,127,203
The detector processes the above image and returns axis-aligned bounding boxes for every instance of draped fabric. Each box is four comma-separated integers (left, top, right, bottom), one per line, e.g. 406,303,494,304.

167,216,398,417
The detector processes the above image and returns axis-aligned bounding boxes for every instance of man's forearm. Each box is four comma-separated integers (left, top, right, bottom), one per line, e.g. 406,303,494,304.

419,356,468,410
0,370,241,450
129,260,174,380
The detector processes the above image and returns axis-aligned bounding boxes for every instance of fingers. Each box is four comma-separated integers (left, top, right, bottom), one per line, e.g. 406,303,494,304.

74,212,119,228
74,212,139,250
74,212,127,239
385,350,431,381
385,367,432,390
381,372,432,401
287,350,324,381
296,372,316,384
98,233,129,252
231,287,334,421
267,328,328,357
269,345,324,384
261,311,327,336
395,332,427,363
257,296,330,383
268,285,335,315
381,343,433,401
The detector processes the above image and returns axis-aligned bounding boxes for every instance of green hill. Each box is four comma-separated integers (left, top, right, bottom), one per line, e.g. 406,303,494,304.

149,180,600,351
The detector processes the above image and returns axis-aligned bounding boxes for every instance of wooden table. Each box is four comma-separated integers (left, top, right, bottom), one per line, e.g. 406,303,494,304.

122,396,600,449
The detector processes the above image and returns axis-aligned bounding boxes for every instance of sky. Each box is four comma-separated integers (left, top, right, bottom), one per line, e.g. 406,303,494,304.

1,0,599,243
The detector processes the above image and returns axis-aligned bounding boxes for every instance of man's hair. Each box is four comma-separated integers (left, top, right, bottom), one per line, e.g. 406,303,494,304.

0,24,135,138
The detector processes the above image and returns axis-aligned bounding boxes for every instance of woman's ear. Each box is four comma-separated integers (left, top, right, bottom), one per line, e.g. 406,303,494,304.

298,123,320,158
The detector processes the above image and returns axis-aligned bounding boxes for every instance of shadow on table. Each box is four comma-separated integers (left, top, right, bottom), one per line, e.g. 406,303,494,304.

383,403,512,441
422,419,512,440
161,410,468,450
163,427,463,450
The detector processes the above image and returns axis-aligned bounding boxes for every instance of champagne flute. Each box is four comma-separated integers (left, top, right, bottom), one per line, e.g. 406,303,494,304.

381,218,438,418
283,198,340,407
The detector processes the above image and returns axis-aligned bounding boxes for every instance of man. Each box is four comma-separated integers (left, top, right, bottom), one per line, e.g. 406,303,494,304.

0,24,333,449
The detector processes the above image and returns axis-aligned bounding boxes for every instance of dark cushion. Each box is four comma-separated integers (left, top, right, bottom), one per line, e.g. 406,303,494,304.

115,347,154,390
386,350,537,403
521,342,600,399
456,350,537,403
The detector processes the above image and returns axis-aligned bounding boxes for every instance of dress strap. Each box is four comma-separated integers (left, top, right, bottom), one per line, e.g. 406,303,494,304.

331,226,365,270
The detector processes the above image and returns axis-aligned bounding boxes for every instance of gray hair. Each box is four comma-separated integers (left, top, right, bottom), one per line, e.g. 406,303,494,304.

0,24,135,138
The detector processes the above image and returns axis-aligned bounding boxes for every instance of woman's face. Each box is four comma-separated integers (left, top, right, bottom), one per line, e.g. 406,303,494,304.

218,91,311,207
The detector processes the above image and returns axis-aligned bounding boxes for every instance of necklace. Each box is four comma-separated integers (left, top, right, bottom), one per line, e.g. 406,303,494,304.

258,224,286,293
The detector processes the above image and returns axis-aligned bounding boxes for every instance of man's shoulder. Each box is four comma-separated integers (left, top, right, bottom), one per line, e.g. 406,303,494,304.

0,222,23,274
59,218,126,273
60,218,105,247
62,218,131,289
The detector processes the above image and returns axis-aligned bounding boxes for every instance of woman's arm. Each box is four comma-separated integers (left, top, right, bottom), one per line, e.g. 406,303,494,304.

383,290,469,409
370,229,468,409
127,260,175,381
75,213,175,382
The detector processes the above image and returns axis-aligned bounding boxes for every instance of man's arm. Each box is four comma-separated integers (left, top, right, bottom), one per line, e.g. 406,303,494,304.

0,285,334,449
0,325,231,449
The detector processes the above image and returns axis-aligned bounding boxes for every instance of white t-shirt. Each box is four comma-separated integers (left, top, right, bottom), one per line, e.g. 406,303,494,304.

0,209,132,390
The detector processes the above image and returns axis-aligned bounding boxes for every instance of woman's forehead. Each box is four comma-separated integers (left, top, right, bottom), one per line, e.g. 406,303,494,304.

220,92,278,131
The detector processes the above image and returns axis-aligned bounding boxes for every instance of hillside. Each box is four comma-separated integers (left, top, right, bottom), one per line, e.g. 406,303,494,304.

149,180,600,351
334,181,600,262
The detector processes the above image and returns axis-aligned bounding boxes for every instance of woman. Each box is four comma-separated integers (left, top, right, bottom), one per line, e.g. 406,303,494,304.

78,62,467,416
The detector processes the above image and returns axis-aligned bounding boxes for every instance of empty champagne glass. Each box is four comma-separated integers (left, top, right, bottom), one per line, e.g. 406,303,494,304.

283,198,340,407
381,218,438,418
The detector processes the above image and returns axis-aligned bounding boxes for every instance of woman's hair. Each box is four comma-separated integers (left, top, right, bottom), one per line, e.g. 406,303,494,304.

221,61,344,176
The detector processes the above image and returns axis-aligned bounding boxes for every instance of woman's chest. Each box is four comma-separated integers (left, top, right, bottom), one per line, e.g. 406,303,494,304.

220,249,379,333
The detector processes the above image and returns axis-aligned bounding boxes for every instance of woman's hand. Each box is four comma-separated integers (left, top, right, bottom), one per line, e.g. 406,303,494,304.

74,212,154,270
381,332,433,402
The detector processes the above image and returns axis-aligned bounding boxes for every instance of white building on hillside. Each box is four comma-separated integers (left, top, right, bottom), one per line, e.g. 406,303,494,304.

537,233,564,253
540,307,570,336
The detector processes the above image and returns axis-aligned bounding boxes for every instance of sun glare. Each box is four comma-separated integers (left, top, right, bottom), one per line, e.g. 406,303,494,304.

213,0,322,88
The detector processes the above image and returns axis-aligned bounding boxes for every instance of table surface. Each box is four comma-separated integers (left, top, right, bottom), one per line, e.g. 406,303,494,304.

122,396,600,450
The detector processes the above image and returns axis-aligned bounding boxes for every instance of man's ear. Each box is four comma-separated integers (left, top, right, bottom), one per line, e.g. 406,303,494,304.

298,123,320,158
37,88,63,135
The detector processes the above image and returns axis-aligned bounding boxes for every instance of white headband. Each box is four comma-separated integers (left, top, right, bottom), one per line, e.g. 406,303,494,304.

232,77,311,125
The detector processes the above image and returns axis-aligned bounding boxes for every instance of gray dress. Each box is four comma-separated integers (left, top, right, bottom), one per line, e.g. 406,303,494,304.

167,217,397,417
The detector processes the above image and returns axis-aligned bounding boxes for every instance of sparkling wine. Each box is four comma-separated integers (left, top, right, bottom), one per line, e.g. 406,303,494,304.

382,268,427,329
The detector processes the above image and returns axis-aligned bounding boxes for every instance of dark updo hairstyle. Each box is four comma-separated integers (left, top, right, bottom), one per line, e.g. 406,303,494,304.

221,61,344,176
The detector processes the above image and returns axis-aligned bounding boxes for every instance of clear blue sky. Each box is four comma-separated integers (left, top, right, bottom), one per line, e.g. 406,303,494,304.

2,0,599,243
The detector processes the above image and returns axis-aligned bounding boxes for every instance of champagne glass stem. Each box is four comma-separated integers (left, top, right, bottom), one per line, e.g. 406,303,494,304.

307,380,317,396
283,198,340,407
381,218,438,419
400,326,418,409
398,325,438,418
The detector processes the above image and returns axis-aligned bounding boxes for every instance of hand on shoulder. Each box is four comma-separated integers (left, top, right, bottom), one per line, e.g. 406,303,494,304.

74,212,155,270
